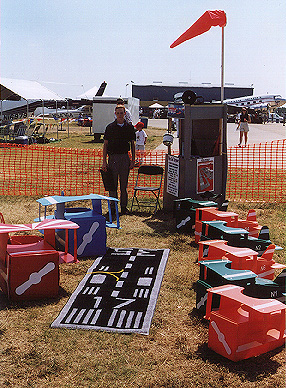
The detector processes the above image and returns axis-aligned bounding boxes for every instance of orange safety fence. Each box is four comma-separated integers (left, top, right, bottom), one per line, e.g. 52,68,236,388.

0,140,285,203
226,139,286,203
0,144,168,197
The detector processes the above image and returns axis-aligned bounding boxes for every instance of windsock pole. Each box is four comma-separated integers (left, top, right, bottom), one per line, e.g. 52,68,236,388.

221,26,225,103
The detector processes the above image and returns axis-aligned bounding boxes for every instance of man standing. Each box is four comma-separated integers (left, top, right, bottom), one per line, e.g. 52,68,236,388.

101,105,135,214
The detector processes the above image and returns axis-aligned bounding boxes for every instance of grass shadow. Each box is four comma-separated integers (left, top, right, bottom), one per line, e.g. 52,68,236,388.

0,286,70,311
192,342,284,382
141,210,176,237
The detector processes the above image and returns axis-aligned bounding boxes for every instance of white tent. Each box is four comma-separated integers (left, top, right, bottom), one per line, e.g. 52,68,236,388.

0,78,64,122
149,102,164,108
77,83,108,99
0,78,64,100
77,85,99,99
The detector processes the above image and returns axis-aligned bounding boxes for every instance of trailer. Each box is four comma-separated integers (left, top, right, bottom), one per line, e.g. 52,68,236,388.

92,97,140,141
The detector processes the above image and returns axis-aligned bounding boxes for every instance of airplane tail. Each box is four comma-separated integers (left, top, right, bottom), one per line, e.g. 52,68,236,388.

246,209,257,222
258,225,270,241
261,243,275,261
95,81,107,96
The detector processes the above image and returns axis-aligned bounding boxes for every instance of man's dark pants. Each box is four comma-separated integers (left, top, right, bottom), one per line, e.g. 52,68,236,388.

108,153,130,210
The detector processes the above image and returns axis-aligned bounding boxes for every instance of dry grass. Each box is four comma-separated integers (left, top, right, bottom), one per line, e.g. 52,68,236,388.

42,123,166,151
0,196,285,388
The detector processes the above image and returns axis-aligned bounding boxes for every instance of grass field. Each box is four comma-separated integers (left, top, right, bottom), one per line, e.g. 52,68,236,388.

43,123,165,151
0,124,285,387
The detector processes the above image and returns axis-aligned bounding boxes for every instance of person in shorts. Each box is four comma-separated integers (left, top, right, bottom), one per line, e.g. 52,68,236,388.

237,107,251,147
134,121,147,166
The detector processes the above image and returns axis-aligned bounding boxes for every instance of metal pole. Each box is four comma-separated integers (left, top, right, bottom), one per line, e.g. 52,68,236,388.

220,26,225,103
26,99,29,124
56,100,58,140
42,100,45,129
67,99,69,137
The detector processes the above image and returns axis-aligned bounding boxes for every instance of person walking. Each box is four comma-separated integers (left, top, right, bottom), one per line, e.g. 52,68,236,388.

101,105,135,215
237,107,251,147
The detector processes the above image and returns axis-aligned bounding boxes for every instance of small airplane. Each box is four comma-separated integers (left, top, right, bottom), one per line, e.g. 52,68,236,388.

34,104,92,119
222,94,286,112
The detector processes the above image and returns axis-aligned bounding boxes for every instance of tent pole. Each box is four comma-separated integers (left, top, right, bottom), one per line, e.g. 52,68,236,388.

220,26,225,103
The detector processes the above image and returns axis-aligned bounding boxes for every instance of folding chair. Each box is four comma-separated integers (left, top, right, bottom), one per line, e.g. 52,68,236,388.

130,165,164,213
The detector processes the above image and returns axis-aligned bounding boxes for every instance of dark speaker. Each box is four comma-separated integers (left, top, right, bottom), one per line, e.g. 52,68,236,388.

182,90,197,105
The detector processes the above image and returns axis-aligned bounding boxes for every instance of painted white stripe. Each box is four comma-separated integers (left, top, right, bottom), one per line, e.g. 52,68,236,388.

65,308,78,323
225,271,254,278
88,287,95,294
74,309,86,324
125,311,135,328
257,269,275,278
116,310,127,328
139,289,144,298
255,300,283,310
44,196,58,204
90,309,102,325
93,297,102,309
107,309,118,326
133,289,138,298
236,341,261,353
216,285,238,292
133,312,143,329
264,247,275,255
83,309,94,324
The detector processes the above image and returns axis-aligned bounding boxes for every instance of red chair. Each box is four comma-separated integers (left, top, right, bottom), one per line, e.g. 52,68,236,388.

205,285,286,361
195,207,238,243
0,219,79,301
198,240,285,280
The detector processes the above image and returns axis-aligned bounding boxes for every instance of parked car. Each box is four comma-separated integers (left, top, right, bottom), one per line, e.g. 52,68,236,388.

268,113,284,123
77,116,92,127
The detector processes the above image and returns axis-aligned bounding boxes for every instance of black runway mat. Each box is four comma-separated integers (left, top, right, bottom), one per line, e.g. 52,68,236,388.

51,247,169,334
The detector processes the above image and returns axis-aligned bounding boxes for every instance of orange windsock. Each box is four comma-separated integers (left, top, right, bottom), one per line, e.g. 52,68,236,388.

170,10,227,48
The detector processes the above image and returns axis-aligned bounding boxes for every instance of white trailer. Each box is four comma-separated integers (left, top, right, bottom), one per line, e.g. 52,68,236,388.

92,97,140,141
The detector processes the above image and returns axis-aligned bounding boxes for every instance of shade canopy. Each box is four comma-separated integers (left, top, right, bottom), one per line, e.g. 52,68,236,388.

0,78,64,101
149,103,164,108
77,81,107,99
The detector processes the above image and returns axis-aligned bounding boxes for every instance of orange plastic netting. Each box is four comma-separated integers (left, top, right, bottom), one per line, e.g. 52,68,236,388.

226,139,285,202
0,140,285,202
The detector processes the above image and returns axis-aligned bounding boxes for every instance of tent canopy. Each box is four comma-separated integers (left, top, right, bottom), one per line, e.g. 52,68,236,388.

149,102,164,108
0,78,64,101
77,82,107,99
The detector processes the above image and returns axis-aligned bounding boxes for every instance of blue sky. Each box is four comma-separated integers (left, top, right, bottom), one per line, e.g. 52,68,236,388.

1,0,285,99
